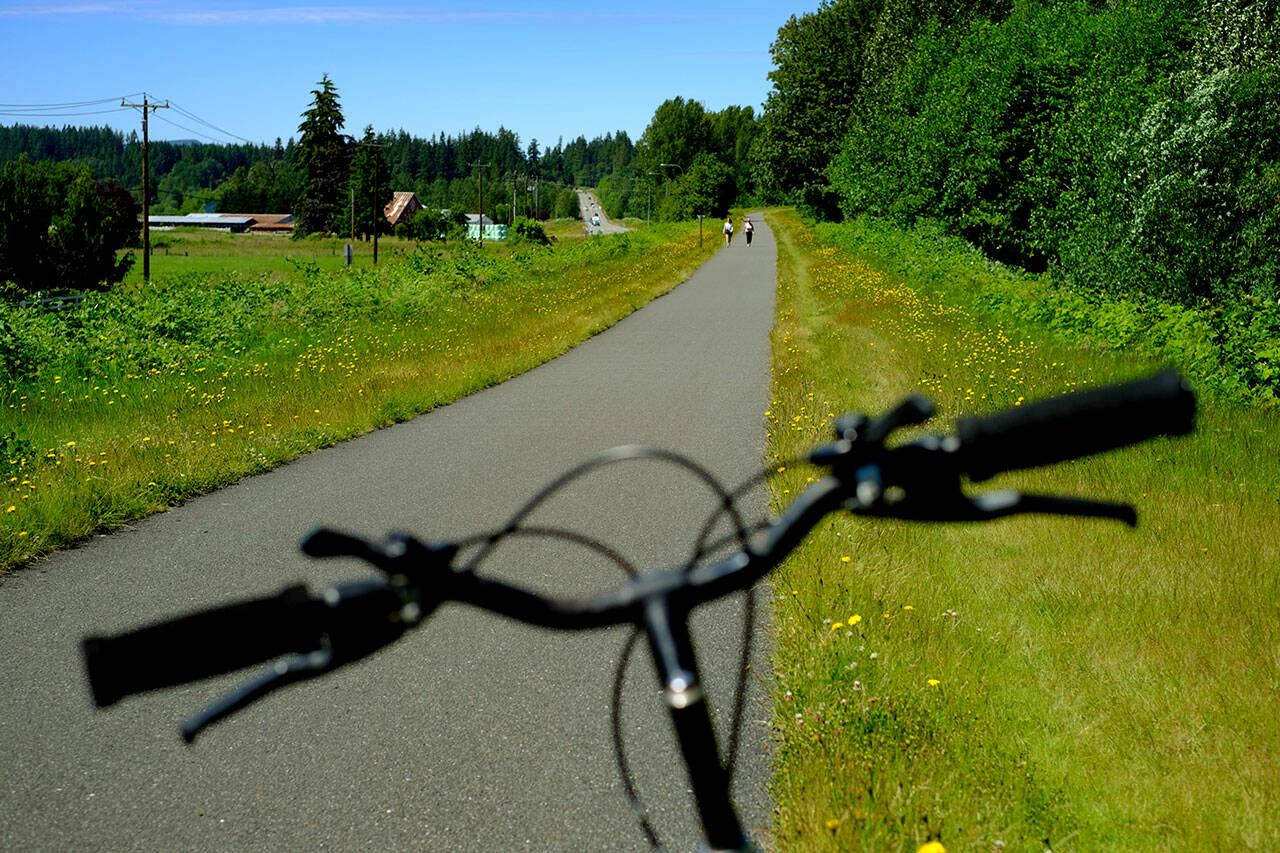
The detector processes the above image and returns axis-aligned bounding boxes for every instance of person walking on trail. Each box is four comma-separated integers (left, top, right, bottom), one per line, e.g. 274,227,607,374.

723,216,734,247
743,216,754,247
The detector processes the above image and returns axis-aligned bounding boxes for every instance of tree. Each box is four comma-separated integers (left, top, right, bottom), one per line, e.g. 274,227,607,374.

637,98,711,173
217,159,301,213
295,75,350,235
0,157,137,296
553,186,581,220
754,0,880,211
661,153,736,219
347,126,392,239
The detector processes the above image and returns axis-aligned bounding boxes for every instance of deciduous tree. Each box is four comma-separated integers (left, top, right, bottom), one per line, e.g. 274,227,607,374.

0,157,137,296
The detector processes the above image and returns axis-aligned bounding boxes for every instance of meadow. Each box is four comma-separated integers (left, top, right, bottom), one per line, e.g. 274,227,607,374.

763,209,1279,850
2,220,714,573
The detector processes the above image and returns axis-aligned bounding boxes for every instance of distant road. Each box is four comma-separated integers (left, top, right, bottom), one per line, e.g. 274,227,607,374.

577,188,628,235
1,214,779,850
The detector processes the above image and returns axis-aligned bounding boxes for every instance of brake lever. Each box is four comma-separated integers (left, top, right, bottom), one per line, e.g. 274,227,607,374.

973,491,1137,526
849,485,1136,526
178,575,422,743
181,647,334,743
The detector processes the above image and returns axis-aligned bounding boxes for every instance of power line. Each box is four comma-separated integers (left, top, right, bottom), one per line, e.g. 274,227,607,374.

167,101,258,145
0,107,132,119
151,112,228,144
0,93,261,146
0,95,141,108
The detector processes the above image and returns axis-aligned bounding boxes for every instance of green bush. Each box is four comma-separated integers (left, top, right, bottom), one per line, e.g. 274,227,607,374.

1065,65,1280,305
825,215,1280,405
0,157,139,295
510,217,550,246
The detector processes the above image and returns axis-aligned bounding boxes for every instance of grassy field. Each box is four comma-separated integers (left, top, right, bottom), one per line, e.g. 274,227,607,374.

2,220,713,573
763,209,1279,851
122,218,600,284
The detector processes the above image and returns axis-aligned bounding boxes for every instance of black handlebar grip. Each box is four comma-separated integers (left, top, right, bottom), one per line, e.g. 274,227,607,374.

82,585,324,708
955,369,1195,481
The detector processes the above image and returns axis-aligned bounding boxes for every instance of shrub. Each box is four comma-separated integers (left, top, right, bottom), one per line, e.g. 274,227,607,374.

0,157,139,295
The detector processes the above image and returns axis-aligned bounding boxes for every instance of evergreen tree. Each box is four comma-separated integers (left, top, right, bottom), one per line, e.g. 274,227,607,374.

347,126,392,239
294,75,350,235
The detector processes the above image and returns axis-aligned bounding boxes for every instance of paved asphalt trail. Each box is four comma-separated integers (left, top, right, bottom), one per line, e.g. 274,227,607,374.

1,217,778,851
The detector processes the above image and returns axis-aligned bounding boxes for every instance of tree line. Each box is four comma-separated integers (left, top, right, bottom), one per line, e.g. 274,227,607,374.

7,0,1275,310
752,0,1280,308
0,98,638,224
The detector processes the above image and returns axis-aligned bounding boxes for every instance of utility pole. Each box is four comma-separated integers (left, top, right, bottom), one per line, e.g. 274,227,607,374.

355,139,387,265
647,171,660,226
122,94,169,282
470,162,491,246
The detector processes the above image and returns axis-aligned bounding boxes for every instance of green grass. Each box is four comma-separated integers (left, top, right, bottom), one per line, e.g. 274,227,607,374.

764,209,1280,851
2,222,717,573
121,221,599,284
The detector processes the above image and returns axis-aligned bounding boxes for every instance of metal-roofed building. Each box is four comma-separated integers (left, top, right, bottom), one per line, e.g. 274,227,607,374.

145,213,257,232
384,192,423,228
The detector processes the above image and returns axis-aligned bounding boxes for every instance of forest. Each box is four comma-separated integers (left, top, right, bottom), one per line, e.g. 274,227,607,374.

4,0,1277,316
753,0,1279,311
0,120,636,222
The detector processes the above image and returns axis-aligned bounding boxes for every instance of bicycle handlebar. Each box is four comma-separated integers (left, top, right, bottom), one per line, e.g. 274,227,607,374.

82,369,1196,711
955,369,1195,480
83,585,323,708
79,369,1196,850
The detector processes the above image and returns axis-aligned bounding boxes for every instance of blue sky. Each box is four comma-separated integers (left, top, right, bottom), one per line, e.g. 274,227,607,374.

1,1,817,150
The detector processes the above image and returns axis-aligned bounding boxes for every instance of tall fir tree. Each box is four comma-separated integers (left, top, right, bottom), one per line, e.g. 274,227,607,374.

294,75,349,235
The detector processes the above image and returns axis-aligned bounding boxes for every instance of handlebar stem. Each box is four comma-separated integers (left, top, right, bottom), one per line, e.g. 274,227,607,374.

642,597,748,851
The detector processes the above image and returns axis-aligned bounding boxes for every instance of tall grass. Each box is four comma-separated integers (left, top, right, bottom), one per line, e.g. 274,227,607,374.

2,224,716,573
764,209,1279,850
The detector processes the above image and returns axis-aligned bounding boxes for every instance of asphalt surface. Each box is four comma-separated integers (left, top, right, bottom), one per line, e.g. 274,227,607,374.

576,189,627,235
0,215,780,851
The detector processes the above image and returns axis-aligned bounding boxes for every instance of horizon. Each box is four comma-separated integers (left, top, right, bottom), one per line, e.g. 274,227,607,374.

0,1,818,152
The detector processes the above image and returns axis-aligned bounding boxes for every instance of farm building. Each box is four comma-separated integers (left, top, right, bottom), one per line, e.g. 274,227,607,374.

143,212,294,233
145,213,255,232
231,213,295,233
465,214,507,242
383,192,423,228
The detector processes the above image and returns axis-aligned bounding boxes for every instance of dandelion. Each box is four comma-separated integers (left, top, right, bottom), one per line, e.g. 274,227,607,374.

825,819,839,830
831,622,844,630
840,556,851,563
902,605,914,611
918,843,946,853
849,614,861,625
5,506,14,513
927,679,940,687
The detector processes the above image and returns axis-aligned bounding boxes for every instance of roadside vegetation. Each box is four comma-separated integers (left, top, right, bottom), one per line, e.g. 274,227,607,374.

763,208,1279,850
0,222,715,574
